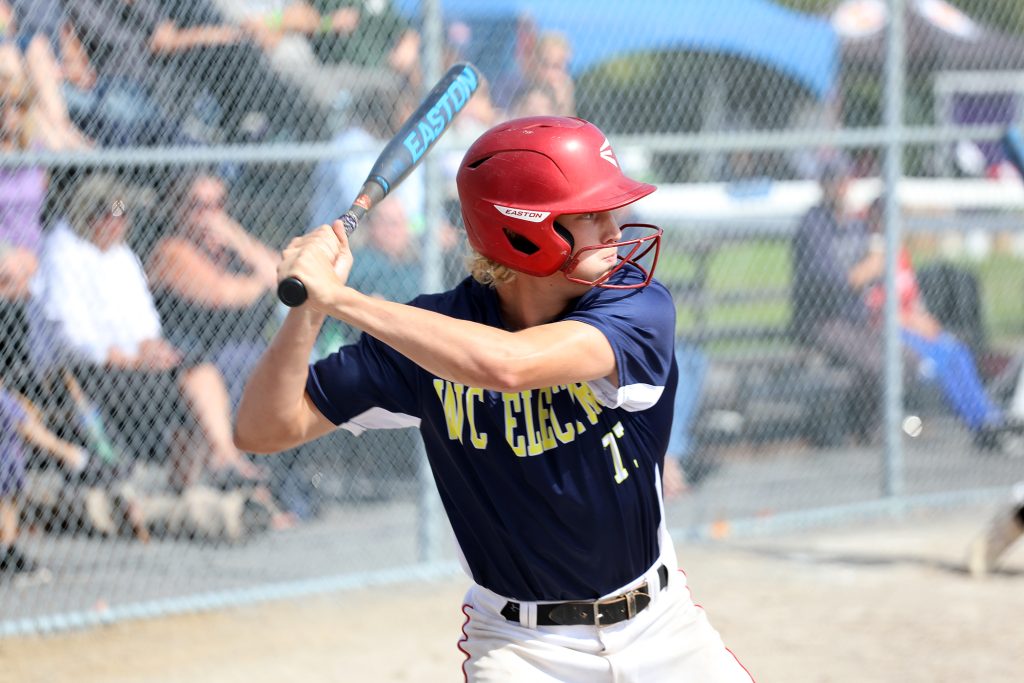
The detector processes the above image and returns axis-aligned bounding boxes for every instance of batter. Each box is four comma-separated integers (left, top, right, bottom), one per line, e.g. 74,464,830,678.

236,116,753,682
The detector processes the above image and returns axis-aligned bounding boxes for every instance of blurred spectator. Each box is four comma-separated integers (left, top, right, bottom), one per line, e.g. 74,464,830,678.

285,1,419,89
507,82,559,119
792,164,1014,449
0,72,41,300
310,80,462,278
62,0,319,145
496,30,575,116
0,0,91,149
213,0,418,107
348,195,421,301
27,173,266,492
60,0,177,146
440,77,496,283
148,171,280,407
314,195,423,355
530,32,574,115
324,196,423,498
309,81,422,232
0,72,47,391
663,343,710,499
0,374,88,582
790,159,886,441
5,368,146,542
140,0,324,142
863,197,1016,448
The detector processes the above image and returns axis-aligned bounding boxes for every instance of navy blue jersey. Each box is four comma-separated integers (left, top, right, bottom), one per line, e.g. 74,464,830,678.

306,265,678,601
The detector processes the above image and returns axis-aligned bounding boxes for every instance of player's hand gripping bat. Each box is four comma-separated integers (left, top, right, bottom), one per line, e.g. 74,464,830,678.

277,62,483,307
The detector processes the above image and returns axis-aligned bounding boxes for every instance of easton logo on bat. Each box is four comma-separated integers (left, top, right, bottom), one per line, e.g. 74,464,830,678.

402,64,479,163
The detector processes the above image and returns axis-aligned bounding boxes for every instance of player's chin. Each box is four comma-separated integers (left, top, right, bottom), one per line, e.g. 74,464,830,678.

561,269,609,290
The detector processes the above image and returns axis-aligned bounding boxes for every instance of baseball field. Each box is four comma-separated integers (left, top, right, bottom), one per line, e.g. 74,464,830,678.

2,505,1019,683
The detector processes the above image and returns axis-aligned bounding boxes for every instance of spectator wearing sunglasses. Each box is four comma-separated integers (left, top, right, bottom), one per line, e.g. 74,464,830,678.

147,171,281,409
28,173,269,492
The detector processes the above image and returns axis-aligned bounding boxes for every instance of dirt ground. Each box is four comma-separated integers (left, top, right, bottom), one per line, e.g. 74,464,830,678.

2,506,1021,683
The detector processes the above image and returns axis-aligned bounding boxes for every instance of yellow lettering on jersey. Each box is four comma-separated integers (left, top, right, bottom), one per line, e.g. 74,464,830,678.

502,392,527,457
602,421,629,483
567,382,603,425
520,390,546,456
432,379,465,443
536,388,559,450
547,385,576,443
465,387,488,449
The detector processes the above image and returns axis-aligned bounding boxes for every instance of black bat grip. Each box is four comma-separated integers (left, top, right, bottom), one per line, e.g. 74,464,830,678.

277,211,362,307
277,277,308,307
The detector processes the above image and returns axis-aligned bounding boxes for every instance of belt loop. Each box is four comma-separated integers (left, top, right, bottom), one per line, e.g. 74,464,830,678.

521,601,537,629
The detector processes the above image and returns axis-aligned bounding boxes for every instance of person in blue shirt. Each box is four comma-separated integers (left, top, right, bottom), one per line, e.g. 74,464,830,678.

236,116,753,682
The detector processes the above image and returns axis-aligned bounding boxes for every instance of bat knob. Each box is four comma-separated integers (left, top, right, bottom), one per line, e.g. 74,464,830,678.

277,277,308,307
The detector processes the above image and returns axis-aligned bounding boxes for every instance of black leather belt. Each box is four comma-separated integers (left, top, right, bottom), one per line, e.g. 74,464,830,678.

501,564,669,627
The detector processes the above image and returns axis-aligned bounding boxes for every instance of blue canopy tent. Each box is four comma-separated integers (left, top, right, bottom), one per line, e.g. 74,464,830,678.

434,0,839,101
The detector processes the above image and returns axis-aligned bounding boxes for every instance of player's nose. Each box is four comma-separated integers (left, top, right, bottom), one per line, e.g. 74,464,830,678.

598,212,621,243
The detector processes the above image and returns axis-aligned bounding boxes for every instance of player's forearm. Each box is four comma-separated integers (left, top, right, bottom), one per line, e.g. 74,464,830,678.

325,288,544,392
323,286,593,393
234,307,325,452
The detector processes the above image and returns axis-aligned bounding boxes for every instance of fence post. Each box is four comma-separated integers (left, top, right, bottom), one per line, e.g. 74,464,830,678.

416,0,447,564
882,0,907,499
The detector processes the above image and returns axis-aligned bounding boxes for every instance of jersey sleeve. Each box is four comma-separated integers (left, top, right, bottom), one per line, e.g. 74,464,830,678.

564,279,676,411
305,331,421,434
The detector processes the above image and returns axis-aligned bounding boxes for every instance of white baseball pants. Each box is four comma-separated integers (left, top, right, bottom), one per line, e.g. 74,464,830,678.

458,556,754,683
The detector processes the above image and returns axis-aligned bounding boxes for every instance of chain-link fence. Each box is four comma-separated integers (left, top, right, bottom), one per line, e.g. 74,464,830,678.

2,0,1023,636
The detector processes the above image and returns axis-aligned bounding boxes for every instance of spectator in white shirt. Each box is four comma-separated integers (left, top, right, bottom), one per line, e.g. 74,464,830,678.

29,174,266,492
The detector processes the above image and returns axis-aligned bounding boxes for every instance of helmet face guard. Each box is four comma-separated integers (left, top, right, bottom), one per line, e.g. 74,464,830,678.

561,224,663,289
457,116,663,288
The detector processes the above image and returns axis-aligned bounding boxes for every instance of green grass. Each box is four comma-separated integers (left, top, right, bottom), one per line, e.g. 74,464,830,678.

916,252,1024,343
661,240,1024,351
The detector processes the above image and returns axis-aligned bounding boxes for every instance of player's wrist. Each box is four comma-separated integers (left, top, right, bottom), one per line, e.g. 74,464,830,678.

325,284,360,314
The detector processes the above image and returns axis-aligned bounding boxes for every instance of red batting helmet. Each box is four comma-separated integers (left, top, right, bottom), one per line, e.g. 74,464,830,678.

456,116,662,288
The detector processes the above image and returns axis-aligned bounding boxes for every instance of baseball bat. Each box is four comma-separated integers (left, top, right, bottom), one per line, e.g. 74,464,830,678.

62,369,120,465
1001,126,1024,178
277,61,484,307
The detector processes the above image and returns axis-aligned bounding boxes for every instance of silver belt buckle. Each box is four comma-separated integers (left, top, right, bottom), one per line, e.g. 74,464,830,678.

593,582,644,626
594,595,617,626
626,590,637,619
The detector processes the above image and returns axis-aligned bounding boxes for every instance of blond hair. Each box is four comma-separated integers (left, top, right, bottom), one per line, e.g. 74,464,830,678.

467,251,517,287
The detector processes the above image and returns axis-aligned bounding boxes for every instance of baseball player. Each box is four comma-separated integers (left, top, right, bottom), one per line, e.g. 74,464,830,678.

236,116,753,681
968,481,1024,578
